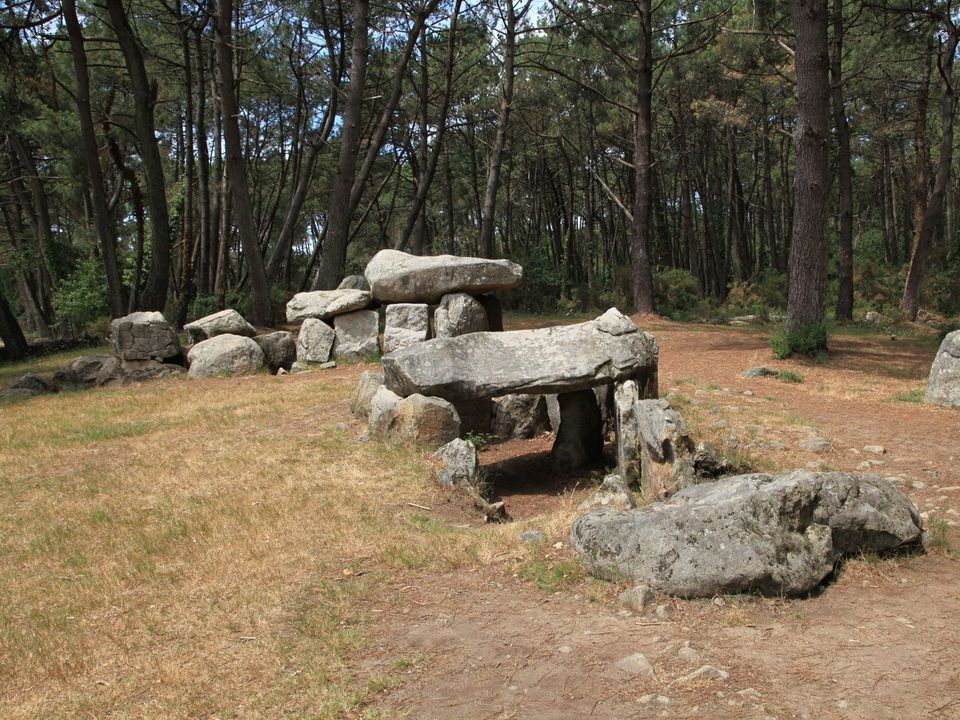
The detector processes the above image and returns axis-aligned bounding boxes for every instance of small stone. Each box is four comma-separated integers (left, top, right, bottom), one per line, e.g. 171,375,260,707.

744,367,777,378
276,368,287,376
712,597,725,607
319,361,337,369
675,665,729,684
864,445,886,455
801,437,833,452
737,688,761,699
519,530,548,545
637,694,654,704
615,653,654,676
619,585,655,612
678,646,701,663
743,390,754,397
558,645,572,654
655,696,671,705
655,604,673,619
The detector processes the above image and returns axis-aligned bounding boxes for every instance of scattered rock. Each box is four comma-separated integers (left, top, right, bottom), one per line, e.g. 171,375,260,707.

364,249,522,303
801,436,833,452
926,329,960,407
351,371,386,419
433,438,478,488
52,355,116,390
864,445,886,455
10,372,56,394
492,393,551,439
184,309,255,343
285,288,372,322
187,334,265,378
618,584,655,612
434,293,488,338
332,309,379,361
520,530,548,545
383,303,429,353
579,474,636,513
674,665,729,684
614,652,655,676
655,604,674,619
677,645,701,664
103,358,185,385
296,318,335,363
382,308,658,400
744,367,777,378
318,361,337,369
253,331,296,372
729,315,760,325
865,311,885,323
571,471,924,597
738,688,762,699
110,311,180,361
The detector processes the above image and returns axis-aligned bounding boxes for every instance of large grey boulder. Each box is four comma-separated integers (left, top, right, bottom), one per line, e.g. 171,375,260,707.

492,394,551,439
368,388,461,446
434,293,488,338
184,309,255,344
187,334,265,378
926,329,960,407
383,303,429,353
53,354,116,390
351,371,385,419
333,309,379,361
383,308,658,401
285,289,371,322
296,318,335,363
365,249,523,303
571,471,923,598
110,311,180,361
254,331,296,372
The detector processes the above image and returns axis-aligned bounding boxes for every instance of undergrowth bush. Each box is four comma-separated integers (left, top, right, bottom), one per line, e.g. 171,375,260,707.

770,321,828,359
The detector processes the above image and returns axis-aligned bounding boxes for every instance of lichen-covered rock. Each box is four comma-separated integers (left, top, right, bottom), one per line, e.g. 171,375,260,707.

53,355,116,390
285,289,372,322
368,385,402,438
926,329,960,407
350,371,385,419
184,309,255,343
296,318,335,363
434,293,488,338
383,308,658,401
433,438,478,488
383,303,429,353
492,394,551,439
571,471,923,598
367,389,460,446
187,334,265,378
365,249,522,303
110,311,180,361
333,310,379,361
254,331,296,372
10,372,56,394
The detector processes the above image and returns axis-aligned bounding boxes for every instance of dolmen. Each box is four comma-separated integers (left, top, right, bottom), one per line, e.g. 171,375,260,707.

285,249,521,367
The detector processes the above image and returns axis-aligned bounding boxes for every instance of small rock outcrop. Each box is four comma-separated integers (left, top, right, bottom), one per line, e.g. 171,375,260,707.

285,289,372,322
383,308,658,400
184,309,255,343
332,309,379,361
383,303,429,353
296,318,335,363
187,334,265,378
571,471,923,598
254,331,296,372
365,249,522,303
434,292,488,338
926,329,960,407
110,311,180,361
52,355,115,390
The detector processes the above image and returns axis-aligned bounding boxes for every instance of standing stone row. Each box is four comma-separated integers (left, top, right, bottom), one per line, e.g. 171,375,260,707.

285,250,522,368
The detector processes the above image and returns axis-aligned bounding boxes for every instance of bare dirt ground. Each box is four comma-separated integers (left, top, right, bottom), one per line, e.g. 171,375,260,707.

358,320,960,719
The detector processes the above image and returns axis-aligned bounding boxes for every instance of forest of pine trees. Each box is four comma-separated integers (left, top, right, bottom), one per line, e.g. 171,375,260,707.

1,0,959,359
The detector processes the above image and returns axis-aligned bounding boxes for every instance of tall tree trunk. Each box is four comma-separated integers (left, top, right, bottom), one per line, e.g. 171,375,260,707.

106,0,171,312
195,24,213,296
479,0,527,258
902,25,958,321
727,127,750,281
311,0,370,290
631,0,655,313
214,0,272,325
62,0,126,318
785,0,830,345
831,0,854,320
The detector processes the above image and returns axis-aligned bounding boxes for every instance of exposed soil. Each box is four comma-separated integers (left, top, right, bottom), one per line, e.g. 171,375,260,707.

357,320,960,719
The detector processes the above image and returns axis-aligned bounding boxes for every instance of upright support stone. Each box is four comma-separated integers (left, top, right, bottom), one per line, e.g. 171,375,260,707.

434,293,488,338
615,380,643,486
383,303,429,353
333,309,379,361
551,389,603,472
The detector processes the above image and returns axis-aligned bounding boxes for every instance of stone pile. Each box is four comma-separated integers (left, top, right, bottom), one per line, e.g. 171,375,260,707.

284,250,521,367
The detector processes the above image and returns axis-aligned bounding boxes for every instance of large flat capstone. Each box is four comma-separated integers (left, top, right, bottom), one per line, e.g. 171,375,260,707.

364,249,522,303
382,308,658,401
286,289,371,322
570,471,923,598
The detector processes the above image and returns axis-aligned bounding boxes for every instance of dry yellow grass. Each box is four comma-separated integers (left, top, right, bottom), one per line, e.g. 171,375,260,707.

0,366,529,719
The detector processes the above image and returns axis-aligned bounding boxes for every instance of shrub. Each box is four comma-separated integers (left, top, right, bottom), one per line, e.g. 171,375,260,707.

653,268,702,318
53,253,109,333
770,321,828,359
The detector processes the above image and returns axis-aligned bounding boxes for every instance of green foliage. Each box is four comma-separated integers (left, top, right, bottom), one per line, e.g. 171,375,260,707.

926,516,953,555
52,253,110,333
652,268,701,319
776,370,804,383
770,322,828,359
464,431,494,450
726,270,787,312
518,558,583,593
894,389,924,404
